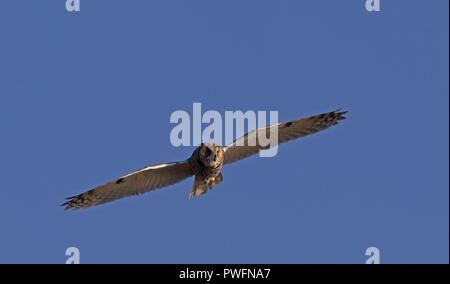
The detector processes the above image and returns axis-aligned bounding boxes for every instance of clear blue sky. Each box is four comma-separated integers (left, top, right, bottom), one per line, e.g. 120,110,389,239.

0,1,448,264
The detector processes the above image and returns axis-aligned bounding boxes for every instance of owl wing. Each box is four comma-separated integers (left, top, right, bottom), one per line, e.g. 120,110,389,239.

222,109,348,165
62,161,193,210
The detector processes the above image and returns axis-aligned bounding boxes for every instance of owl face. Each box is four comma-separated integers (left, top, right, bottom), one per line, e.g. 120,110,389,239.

199,143,223,168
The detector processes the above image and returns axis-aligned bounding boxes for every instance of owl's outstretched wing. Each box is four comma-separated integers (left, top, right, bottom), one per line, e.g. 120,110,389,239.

62,161,193,210
222,109,348,165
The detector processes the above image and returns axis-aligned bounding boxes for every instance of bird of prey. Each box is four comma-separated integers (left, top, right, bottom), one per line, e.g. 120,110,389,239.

62,109,347,210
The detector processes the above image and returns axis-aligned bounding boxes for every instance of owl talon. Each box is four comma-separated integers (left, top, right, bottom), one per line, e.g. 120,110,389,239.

215,173,223,184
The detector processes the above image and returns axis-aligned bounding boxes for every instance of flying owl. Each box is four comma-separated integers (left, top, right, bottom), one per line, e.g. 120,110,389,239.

62,109,347,210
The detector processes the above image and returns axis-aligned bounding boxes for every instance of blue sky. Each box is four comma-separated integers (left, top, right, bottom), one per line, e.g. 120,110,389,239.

0,1,448,264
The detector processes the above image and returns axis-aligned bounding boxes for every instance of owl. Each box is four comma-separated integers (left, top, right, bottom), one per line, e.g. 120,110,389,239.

62,109,347,210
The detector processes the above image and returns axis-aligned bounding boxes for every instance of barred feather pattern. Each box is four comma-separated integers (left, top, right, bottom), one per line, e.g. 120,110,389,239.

62,162,193,210
222,109,348,164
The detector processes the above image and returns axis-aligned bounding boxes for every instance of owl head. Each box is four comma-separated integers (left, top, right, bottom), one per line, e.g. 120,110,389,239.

199,143,223,168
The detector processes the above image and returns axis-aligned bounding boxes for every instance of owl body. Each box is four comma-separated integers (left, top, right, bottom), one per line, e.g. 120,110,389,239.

188,143,224,199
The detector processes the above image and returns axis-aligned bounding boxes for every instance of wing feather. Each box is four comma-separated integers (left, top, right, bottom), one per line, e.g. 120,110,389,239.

62,161,193,210
223,109,348,164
